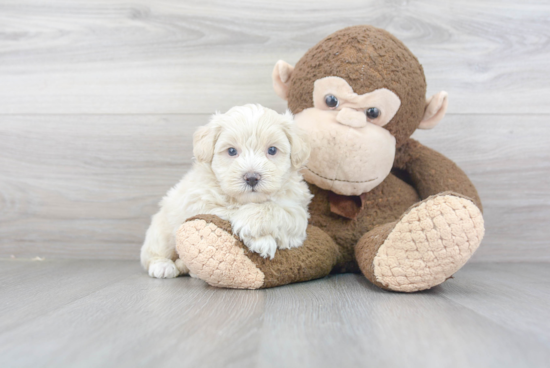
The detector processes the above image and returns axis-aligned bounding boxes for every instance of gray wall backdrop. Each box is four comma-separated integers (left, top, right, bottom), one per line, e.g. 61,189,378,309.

1,0,549,261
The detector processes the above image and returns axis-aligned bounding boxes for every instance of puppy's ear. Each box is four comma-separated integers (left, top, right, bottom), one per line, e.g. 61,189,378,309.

193,120,219,163
283,111,310,169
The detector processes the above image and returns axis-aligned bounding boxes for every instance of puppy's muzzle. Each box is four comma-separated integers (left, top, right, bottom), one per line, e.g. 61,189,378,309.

244,172,261,188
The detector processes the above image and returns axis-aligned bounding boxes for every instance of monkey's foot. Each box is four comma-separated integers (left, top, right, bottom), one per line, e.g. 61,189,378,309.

356,193,485,292
175,215,339,289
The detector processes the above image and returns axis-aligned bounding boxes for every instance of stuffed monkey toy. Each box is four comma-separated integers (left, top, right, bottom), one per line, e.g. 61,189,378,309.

176,25,485,292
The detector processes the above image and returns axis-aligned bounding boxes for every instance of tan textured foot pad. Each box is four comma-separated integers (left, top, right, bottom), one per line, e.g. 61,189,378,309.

373,195,485,292
176,219,265,289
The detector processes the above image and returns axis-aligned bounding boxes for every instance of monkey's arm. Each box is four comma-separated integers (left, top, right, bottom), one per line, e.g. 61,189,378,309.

395,139,483,211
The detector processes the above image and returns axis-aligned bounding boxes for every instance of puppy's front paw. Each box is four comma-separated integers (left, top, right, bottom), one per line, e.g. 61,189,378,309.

174,258,189,275
148,258,181,279
243,235,277,259
275,232,306,250
286,235,306,249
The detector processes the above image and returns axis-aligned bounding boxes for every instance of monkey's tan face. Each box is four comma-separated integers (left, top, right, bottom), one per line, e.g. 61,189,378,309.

294,77,400,196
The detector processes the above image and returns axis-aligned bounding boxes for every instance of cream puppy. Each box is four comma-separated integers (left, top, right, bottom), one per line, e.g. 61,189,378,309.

141,104,312,278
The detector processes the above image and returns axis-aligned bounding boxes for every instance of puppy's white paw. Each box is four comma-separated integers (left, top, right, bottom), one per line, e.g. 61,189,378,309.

148,258,181,279
276,233,306,250
286,235,306,249
243,235,277,259
174,258,189,275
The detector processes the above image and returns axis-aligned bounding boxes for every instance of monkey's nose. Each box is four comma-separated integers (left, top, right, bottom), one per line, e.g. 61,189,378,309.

244,172,261,187
336,107,367,128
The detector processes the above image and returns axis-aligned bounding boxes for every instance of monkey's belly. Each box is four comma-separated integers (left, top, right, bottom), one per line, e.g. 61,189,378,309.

307,174,420,272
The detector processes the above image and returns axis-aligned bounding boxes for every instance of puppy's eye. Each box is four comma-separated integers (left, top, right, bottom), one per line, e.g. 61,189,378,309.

366,107,380,119
227,147,238,156
325,95,339,108
267,147,277,155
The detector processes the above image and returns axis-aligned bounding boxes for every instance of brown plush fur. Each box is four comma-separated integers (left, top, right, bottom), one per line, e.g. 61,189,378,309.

396,139,483,211
288,25,427,147
355,221,397,290
308,174,421,273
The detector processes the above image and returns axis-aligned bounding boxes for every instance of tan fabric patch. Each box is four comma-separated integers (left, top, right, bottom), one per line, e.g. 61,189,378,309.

176,219,265,289
312,77,401,128
295,107,396,196
373,195,484,292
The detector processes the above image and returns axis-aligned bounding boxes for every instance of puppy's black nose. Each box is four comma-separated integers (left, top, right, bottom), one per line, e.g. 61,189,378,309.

244,172,261,187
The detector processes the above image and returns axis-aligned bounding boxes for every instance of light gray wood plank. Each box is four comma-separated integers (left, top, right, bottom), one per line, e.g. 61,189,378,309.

438,262,550,346
1,114,548,261
257,275,550,368
0,260,265,368
0,258,35,278
0,258,47,282
0,0,549,114
0,114,198,259
0,260,549,368
0,259,137,333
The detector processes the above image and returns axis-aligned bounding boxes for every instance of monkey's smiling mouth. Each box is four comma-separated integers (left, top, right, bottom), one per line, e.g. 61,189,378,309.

304,166,378,184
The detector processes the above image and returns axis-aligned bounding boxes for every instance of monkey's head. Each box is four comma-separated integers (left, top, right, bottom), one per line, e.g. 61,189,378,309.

272,25,448,196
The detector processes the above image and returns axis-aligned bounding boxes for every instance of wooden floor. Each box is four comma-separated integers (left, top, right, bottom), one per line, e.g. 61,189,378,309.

0,259,549,368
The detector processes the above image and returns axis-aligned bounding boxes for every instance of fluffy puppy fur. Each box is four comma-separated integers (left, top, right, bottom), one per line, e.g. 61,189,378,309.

140,104,312,278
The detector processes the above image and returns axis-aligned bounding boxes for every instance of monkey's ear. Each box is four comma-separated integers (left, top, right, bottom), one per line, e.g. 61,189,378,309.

193,121,219,163
419,91,448,130
272,60,295,101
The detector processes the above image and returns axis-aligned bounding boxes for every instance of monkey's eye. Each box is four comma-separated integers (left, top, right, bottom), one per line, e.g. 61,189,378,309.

267,146,277,155
228,147,238,156
325,95,339,108
366,107,380,119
